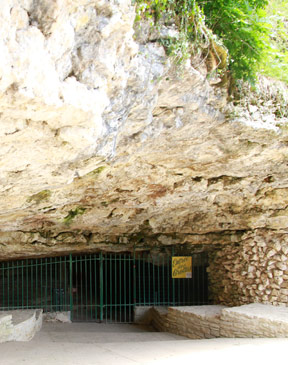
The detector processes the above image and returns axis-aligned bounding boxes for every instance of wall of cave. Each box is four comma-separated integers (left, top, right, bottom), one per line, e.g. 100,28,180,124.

208,230,288,306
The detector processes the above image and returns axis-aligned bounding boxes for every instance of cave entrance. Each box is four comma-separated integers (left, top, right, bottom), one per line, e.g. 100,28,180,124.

0,249,208,323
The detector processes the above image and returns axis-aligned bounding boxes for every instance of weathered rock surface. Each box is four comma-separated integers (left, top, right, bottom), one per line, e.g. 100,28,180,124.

0,309,42,342
150,304,288,338
0,0,288,259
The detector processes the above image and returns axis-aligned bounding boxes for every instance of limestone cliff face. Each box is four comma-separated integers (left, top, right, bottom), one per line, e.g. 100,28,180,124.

0,0,288,259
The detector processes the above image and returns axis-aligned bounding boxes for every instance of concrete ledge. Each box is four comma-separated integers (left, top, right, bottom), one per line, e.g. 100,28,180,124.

134,306,153,324
151,304,288,338
43,311,71,323
166,305,225,339
221,304,288,338
0,309,43,343
0,313,13,342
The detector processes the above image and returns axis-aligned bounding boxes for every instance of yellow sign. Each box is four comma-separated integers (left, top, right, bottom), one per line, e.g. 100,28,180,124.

172,257,192,278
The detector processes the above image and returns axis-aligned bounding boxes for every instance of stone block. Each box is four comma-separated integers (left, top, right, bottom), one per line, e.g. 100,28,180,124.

273,270,283,277
267,249,277,258
152,302,288,340
0,310,42,343
276,262,287,270
282,245,288,255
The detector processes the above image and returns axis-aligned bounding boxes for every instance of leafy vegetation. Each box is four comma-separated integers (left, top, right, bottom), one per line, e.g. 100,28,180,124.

134,0,288,85
134,0,215,65
260,0,288,83
197,0,269,82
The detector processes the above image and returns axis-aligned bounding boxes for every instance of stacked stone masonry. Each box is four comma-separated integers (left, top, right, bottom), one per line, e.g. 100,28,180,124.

151,304,288,338
208,231,288,307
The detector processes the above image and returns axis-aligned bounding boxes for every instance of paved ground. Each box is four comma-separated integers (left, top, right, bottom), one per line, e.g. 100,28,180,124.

1,322,288,365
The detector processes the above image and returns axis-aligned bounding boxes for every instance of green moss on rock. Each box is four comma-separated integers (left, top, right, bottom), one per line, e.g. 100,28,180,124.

27,190,52,204
86,166,106,178
63,207,86,225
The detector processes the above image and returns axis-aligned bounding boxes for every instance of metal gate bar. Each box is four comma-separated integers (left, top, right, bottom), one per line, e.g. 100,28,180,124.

0,249,208,322
0,257,71,312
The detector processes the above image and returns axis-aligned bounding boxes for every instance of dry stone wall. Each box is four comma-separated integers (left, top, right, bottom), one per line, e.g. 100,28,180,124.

208,230,288,306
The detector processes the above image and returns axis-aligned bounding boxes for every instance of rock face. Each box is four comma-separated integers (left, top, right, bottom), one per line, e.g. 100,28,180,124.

0,0,288,274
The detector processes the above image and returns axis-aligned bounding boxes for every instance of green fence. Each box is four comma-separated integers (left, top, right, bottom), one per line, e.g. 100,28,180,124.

0,250,208,323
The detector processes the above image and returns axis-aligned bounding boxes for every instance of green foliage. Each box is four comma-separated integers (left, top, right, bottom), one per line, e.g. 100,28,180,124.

134,0,275,83
260,0,288,83
135,0,288,86
134,0,214,65
158,33,190,65
197,0,270,82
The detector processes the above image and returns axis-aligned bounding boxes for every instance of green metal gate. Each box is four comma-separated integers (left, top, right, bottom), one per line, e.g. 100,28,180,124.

0,250,208,323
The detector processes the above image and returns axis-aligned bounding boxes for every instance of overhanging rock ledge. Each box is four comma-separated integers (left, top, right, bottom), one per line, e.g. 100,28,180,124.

0,0,287,264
